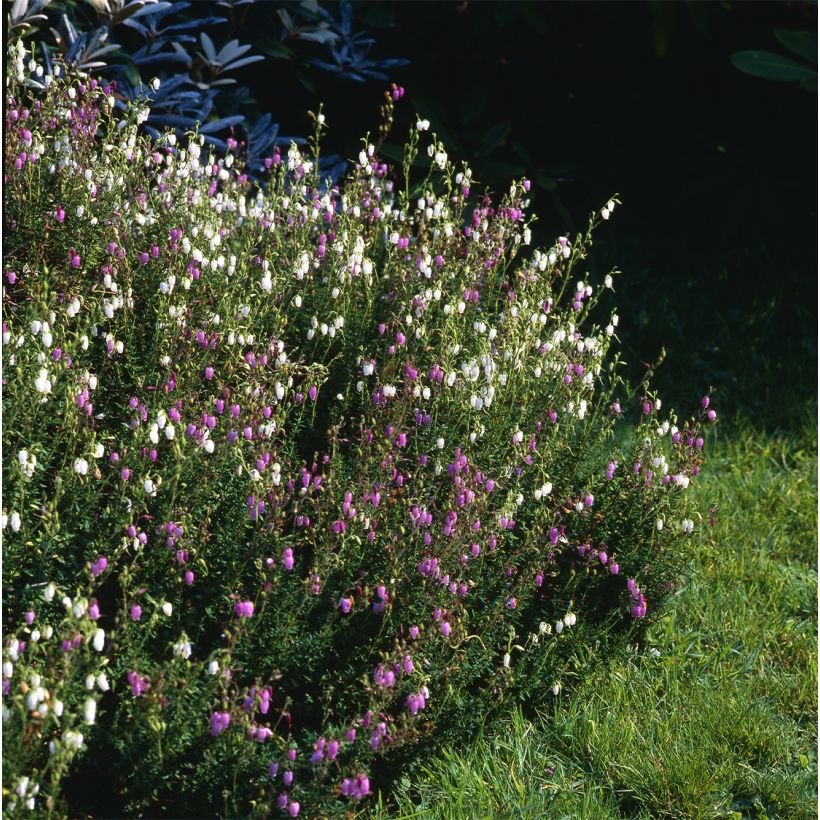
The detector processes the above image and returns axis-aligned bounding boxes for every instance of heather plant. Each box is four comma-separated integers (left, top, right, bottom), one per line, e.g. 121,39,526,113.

2,40,715,818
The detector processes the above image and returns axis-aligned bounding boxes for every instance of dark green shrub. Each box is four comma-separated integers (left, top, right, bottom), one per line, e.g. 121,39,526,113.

2,41,714,817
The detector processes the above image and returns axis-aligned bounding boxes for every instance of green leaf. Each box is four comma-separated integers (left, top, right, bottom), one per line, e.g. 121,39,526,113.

774,29,817,64
410,94,460,151
252,37,294,60
122,59,141,89
520,4,546,36
536,173,557,191
475,122,511,158
379,142,428,169
472,159,524,180
730,50,817,83
292,68,316,95
494,1,517,27
365,4,396,28
377,142,404,163
511,140,536,170
459,84,486,128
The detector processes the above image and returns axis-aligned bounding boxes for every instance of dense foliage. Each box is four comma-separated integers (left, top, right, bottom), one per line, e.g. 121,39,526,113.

9,0,407,179
2,40,714,817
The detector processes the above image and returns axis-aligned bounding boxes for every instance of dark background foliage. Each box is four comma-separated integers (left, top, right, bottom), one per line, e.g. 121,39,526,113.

243,0,817,429
14,0,817,425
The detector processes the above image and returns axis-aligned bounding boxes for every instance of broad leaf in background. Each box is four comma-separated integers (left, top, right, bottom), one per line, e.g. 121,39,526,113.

8,0,408,185
731,27,817,92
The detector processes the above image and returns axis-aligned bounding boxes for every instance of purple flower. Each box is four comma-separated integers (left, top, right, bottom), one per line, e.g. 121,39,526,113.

630,595,647,618
210,711,231,736
130,605,142,621
234,600,254,618
128,670,150,697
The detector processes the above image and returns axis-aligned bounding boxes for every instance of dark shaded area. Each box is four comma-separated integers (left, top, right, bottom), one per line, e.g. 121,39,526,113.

242,0,817,429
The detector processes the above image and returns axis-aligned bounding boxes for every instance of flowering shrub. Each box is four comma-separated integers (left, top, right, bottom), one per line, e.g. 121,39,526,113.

2,40,715,818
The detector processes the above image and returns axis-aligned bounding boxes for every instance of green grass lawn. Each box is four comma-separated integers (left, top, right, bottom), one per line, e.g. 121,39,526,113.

372,412,818,819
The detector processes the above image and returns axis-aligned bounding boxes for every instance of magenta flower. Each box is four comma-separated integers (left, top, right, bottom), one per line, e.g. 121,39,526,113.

341,772,371,801
234,600,254,618
128,670,151,697
91,556,108,577
130,605,142,621
210,711,231,736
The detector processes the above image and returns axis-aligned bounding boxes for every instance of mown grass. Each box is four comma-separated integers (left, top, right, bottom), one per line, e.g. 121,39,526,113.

372,411,818,819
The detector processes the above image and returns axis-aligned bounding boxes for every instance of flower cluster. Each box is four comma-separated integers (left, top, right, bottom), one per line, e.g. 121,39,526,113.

2,42,714,818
